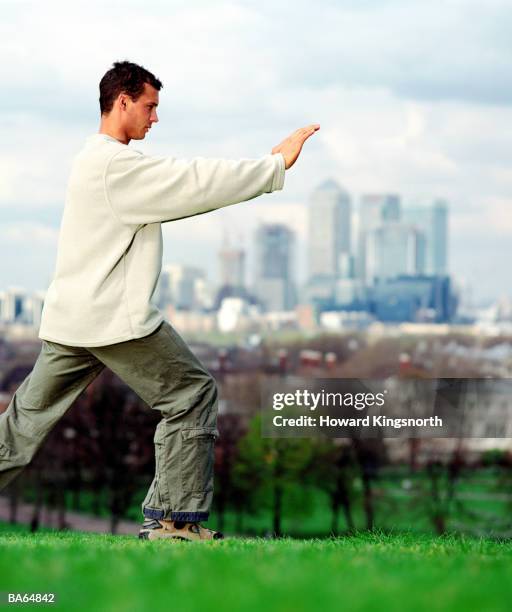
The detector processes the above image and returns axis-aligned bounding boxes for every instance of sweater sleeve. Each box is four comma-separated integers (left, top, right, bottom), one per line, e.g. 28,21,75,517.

104,148,285,225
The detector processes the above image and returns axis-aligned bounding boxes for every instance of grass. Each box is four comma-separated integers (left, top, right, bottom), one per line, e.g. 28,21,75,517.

1,522,512,612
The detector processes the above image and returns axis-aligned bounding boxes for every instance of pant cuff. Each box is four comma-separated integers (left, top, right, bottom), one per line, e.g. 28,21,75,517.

143,507,209,522
170,511,209,522
143,507,165,519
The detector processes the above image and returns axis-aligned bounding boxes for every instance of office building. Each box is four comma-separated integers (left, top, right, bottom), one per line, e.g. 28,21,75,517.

218,246,245,290
357,194,401,283
308,179,352,280
402,199,448,275
253,223,296,312
371,275,455,322
366,223,426,282
154,264,209,311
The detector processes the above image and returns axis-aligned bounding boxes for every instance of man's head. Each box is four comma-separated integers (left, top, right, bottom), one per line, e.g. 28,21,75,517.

99,61,163,142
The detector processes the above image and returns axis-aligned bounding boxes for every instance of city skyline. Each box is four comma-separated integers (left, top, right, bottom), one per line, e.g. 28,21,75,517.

0,190,454,327
1,187,451,287
0,187,468,307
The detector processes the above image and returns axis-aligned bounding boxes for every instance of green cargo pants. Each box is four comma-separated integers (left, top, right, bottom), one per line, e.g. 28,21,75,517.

0,320,219,522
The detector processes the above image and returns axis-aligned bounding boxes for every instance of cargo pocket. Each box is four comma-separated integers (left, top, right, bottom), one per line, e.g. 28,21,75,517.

152,426,172,509
180,427,219,493
0,442,13,459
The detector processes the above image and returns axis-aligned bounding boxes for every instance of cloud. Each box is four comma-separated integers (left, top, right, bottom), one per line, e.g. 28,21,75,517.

264,0,512,106
0,222,59,246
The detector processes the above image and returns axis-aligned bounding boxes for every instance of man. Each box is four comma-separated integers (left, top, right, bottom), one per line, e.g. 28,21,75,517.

0,60,319,541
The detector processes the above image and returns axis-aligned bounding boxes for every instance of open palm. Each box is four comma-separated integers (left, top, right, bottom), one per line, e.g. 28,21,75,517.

271,124,320,169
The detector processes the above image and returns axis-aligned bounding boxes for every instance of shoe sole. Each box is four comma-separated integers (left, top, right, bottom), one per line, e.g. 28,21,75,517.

138,530,224,542
138,530,191,542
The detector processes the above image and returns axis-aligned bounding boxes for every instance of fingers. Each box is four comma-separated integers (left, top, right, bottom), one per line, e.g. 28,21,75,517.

292,124,319,137
292,128,307,138
300,124,320,142
301,124,320,133
274,124,320,163
295,124,320,140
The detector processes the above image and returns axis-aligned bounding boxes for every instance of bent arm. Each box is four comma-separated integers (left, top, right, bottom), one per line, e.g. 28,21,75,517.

104,148,285,225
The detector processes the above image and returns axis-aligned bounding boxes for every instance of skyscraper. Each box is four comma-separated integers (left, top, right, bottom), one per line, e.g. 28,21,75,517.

357,194,401,283
218,246,246,290
308,179,352,280
23,291,46,327
253,223,296,312
0,287,25,323
154,264,208,310
402,199,448,275
366,223,426,282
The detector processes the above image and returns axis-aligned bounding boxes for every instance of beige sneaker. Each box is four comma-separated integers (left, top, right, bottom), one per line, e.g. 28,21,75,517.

138,518,224,541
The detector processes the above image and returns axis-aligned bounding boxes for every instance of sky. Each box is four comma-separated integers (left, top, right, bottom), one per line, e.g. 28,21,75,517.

0,0,511,305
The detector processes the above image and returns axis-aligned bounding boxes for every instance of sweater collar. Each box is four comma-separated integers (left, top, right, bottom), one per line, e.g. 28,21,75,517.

88,133,126,145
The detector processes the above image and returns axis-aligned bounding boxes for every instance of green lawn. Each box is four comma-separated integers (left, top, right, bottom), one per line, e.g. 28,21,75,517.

1,523,511,612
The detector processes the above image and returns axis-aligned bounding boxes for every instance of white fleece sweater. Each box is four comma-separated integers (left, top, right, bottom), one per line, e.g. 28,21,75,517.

38,133,285,346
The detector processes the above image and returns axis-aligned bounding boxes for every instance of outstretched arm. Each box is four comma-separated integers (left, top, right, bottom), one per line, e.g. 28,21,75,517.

104,123,320,226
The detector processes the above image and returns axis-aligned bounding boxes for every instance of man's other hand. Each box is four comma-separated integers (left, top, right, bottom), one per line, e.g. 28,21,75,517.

271,124,320,170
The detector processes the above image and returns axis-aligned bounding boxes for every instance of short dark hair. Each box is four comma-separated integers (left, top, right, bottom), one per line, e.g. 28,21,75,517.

99,60,163,115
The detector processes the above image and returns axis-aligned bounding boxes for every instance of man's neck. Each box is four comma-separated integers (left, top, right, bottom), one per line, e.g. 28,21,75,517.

98,121,130,145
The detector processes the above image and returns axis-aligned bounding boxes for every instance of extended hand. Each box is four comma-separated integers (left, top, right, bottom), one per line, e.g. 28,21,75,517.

271,124,320,170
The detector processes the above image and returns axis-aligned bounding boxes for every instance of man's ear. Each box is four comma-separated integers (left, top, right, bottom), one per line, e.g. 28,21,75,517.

118,93,128,111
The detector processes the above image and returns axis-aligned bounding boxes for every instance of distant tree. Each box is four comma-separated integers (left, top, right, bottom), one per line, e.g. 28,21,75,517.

307,438,357,535
233,414,314,537
214,413,245,532
350,439,386,531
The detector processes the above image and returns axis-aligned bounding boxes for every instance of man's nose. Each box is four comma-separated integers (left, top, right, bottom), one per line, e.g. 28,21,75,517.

151,110,159,123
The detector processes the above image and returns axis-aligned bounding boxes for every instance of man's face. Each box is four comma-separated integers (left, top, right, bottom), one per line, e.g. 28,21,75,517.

121,82,159,140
